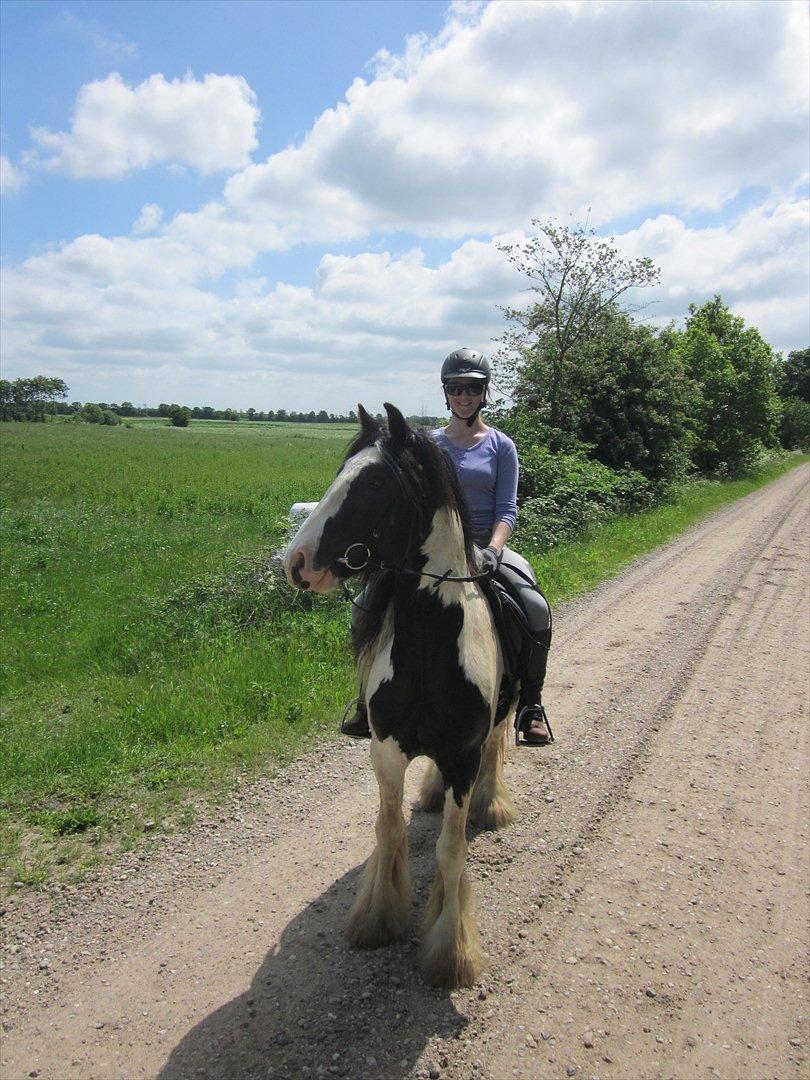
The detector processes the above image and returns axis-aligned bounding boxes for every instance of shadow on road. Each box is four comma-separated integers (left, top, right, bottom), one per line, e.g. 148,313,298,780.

159,807,472,1079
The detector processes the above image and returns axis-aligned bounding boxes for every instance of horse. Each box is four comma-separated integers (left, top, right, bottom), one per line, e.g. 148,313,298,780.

283,402,517,987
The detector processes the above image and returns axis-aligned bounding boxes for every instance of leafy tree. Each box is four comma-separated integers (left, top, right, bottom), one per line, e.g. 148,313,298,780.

167,404,190,427
80,403,106,424
675,296,781,474
564,315,691,482
498,219,660,431
0,376,69,421
776,348,809,404
779,398,810,450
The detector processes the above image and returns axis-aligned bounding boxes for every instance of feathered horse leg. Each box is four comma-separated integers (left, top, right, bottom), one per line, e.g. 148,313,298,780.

469,716,516,830
346,735,411,948
421,780,485,987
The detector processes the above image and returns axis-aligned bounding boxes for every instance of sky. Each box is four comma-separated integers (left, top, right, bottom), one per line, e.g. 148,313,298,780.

1,0,808,417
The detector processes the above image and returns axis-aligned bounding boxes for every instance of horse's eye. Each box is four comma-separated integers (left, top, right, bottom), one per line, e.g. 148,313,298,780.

367,474,386,491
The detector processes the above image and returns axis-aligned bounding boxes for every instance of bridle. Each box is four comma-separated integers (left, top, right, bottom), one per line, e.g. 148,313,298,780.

332,441,493,586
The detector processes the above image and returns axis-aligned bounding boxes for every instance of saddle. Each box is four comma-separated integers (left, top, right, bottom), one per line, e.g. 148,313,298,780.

479,574,531,724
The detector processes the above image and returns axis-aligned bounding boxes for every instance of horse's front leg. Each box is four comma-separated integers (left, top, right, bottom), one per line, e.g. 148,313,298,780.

421,761,485,988
346,735,411,948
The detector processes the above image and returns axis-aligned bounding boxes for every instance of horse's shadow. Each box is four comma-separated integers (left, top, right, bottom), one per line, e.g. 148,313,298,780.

159,806,475,1080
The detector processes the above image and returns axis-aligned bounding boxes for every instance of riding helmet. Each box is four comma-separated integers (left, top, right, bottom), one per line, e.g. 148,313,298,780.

440,348,491,383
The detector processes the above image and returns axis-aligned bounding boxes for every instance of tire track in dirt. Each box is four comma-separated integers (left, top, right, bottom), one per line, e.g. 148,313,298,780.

2,464,808,1080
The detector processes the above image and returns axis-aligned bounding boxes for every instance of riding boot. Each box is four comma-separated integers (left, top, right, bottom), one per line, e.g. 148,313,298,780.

515,630,554,746
341,699,371,739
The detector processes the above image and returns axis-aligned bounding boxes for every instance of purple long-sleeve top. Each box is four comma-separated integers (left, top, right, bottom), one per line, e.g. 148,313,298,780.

432,427,519,541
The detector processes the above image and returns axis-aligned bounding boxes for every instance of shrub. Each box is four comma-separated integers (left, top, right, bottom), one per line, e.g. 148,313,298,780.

167,404,190,428
80,403,105,424
779,397,810,450
515,445,655,549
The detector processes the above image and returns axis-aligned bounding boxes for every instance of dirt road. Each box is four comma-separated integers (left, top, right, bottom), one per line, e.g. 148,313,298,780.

3,465,809,1080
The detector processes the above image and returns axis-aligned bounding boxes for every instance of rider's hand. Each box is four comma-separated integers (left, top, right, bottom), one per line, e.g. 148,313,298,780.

480,545,502,575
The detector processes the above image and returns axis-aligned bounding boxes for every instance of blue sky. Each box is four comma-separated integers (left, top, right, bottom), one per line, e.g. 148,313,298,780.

1,0,808,415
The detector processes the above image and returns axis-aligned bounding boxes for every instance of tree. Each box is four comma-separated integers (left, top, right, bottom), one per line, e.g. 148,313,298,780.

776,348,809,404
676,296,781,474
498,219,660,431
80,403,106,424
775,348,810,450
0,376,68,421
167,404,190,427
566,315,691,482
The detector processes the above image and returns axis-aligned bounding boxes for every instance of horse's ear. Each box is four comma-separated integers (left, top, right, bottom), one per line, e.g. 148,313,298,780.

357,404,381,439
383,403,414,450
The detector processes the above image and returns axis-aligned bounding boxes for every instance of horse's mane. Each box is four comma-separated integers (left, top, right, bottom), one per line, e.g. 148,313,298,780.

346,421,480,664
343,421,478,577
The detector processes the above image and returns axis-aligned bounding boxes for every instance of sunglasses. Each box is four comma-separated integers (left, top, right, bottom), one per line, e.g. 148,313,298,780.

445,382,485,397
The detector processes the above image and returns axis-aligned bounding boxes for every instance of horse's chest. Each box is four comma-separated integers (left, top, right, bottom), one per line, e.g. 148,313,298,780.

367,593,497,755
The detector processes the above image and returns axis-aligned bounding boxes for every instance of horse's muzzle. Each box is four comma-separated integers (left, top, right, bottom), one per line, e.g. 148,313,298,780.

289,550,310,590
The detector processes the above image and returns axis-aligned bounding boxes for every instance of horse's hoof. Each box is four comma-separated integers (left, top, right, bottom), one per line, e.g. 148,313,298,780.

420,922,485,988
469,797,517,831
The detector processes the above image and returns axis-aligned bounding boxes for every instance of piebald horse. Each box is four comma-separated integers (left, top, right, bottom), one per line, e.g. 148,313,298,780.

284,403,516,987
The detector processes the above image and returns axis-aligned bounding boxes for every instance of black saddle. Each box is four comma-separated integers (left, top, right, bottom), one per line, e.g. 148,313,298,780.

479,574,531,723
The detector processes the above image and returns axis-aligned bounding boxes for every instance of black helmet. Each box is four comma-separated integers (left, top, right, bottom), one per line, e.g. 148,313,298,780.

441,348,491,383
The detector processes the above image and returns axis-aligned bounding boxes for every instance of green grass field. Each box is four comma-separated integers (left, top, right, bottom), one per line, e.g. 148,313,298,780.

1,419,805,888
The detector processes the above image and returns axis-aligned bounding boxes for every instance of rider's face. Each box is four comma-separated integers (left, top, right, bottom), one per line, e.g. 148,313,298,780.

445,380,484,416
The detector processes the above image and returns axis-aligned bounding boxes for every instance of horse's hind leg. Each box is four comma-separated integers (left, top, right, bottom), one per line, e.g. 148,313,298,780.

415,760,445,813
346,737,411,949
420,782,484,988
469,718,516,830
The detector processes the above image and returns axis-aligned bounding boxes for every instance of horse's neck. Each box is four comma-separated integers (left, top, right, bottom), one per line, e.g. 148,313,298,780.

417,506,469,579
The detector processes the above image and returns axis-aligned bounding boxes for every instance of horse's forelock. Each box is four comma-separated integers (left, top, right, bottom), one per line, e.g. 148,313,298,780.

343,426,379,465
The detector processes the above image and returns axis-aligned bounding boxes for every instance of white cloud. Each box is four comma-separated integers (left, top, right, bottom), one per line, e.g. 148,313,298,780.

2,0,808,410
29,73,260,179
2,198,806,413
0,155,26,195
193,0,809,249
132,204,164,235
619,194,810,346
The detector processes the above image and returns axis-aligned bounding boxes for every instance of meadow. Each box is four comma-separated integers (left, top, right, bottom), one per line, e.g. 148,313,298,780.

1,419,804,887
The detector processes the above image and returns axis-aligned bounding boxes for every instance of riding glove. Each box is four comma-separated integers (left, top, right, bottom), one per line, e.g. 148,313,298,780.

480,545,503,575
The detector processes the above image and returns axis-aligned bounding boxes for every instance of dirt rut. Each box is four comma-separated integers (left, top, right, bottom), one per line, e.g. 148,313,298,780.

2,464,808,1080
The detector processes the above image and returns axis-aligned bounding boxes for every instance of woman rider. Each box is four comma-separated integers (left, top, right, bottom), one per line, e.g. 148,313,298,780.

341,347,553,746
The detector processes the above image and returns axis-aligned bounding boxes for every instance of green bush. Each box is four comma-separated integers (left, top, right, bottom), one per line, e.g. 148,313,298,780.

77,403,120,425
515,445,655,549
779,397,810,450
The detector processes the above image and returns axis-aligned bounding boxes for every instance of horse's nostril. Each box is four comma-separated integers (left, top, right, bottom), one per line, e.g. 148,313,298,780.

291,550,308,589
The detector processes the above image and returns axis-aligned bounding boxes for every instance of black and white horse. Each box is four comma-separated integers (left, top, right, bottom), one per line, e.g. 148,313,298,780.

284,403,516,987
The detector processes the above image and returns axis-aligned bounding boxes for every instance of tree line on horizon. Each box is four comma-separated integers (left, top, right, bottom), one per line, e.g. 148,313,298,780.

0,387,383,427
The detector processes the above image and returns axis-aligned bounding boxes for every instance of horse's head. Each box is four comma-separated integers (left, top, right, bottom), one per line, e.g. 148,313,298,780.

284,403,429,593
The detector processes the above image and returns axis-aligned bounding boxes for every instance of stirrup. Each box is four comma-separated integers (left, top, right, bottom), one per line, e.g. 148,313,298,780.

340,698,371,739
515,703,554,747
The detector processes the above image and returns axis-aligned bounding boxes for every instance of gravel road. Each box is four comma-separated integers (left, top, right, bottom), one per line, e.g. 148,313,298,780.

3,464,809,1080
